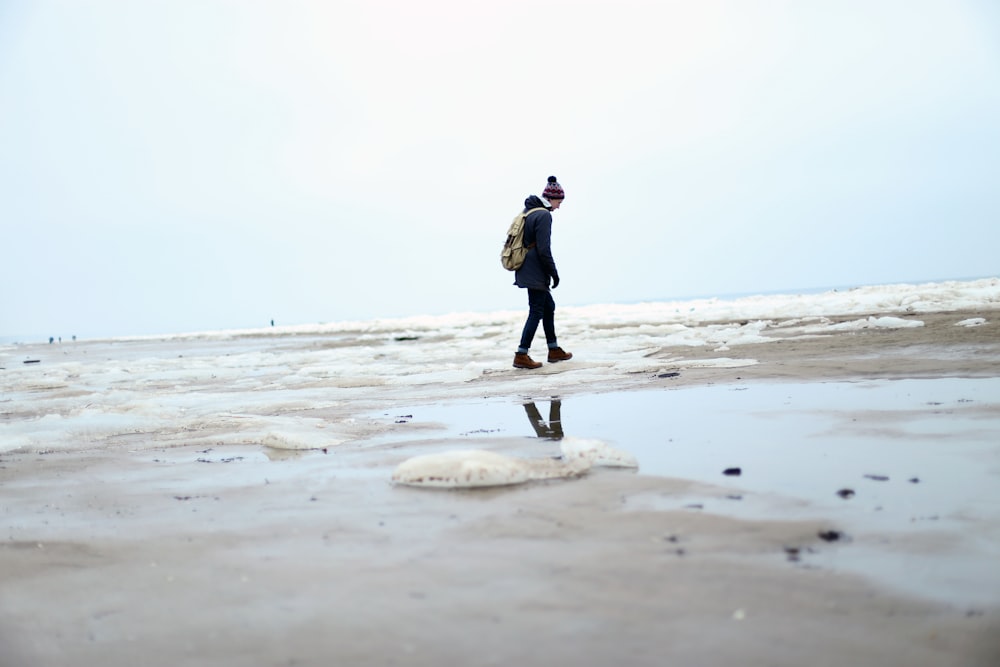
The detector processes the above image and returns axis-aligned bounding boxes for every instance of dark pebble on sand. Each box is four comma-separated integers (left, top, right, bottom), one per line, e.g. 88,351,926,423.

837,488,855,499
723,467,742,476
817,530,843,542
864,474,890,481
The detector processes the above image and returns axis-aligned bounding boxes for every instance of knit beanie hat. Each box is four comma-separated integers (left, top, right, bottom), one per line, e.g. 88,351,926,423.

542,175,565,201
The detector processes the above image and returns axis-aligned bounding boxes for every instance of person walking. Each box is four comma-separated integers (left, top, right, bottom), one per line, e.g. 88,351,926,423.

512,176,573,369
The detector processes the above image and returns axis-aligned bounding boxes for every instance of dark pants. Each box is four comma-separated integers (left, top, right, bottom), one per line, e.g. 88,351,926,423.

518,288,556,353
523,400,563,440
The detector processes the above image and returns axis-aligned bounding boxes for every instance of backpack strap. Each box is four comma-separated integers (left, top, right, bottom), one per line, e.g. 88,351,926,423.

522,207,548,250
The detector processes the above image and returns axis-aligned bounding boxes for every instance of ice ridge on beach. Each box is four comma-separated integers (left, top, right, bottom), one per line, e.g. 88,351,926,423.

12,277,997,345
1,278,997,454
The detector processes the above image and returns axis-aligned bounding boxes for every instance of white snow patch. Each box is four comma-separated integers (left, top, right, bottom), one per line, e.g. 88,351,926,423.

559,436,639,468
391,438,638,488
391,449,589,488
826,316,925,332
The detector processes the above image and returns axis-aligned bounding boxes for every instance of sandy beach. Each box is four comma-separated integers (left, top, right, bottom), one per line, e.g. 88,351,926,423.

2,300,999,666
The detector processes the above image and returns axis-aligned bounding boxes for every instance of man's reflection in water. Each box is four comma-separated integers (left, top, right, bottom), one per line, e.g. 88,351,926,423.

523,399,563,440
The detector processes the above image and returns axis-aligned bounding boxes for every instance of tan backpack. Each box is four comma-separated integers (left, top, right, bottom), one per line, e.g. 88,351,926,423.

500,207,547,271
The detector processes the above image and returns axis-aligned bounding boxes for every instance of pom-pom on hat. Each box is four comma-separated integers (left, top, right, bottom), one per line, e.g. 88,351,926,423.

542,175,565,201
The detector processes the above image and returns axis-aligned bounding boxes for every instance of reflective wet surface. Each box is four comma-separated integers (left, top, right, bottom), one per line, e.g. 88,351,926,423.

378,378,999,516
371,377,1000,604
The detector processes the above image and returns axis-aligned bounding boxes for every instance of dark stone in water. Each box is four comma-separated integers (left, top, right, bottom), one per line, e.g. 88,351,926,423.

864,474,890,481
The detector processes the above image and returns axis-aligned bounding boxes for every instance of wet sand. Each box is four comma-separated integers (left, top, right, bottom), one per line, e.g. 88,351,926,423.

1,308,999,666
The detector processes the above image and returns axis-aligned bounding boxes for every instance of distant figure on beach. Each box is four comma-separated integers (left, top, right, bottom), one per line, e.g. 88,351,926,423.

49,337,54,344
523,400,564,440
512,175,573,369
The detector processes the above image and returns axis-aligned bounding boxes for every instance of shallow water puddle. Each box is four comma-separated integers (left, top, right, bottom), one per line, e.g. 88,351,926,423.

371,378,1000,605
375,378,1000,518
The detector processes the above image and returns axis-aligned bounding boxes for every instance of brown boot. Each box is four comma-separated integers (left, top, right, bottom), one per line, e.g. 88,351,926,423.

513,353,542,369
547,347,573,363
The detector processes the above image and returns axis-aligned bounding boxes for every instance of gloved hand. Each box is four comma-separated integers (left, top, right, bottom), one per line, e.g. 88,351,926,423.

551,275,560,289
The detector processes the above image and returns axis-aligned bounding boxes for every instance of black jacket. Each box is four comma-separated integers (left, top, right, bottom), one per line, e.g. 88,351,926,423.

514,195,559,290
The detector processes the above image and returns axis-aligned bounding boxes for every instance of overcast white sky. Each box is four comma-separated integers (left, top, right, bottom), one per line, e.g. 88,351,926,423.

2,0,998,339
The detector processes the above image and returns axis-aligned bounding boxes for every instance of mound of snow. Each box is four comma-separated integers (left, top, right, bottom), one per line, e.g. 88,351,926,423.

391,438,639,488
827,316,925,331
391,449,589,488
559,437,639,468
